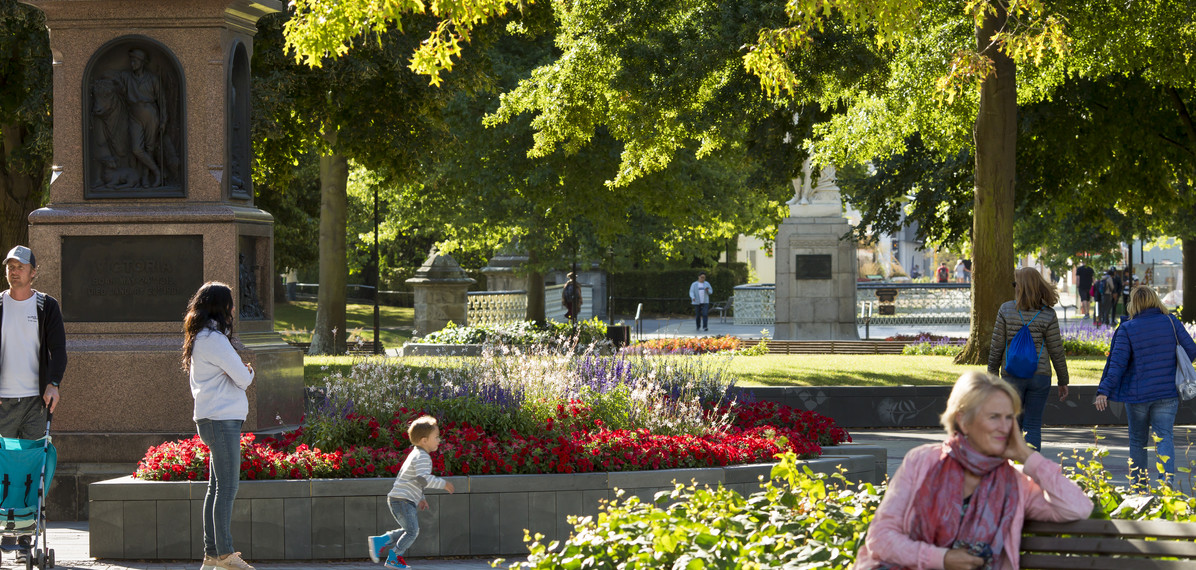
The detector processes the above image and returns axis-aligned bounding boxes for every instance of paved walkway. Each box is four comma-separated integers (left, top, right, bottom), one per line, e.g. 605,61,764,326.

26,425,1191,569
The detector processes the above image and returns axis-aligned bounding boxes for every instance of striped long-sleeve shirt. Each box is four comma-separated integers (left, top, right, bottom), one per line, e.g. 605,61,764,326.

388,447,447,503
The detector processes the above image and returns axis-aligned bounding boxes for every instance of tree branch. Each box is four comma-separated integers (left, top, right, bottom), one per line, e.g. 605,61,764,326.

1158,133,1196,160
1167,86,1196,153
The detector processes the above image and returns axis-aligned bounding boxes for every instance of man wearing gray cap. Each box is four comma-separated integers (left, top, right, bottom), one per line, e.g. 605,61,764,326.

0,245,66,439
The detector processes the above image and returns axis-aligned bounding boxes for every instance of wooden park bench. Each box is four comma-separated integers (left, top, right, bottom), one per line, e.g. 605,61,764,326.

285,340,385,355
1021,518,1196,569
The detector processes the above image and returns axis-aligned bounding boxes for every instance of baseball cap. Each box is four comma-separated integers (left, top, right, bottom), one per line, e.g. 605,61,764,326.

4,246,36,267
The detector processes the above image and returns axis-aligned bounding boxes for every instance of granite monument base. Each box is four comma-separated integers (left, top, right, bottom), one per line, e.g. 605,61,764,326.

774,216,860,340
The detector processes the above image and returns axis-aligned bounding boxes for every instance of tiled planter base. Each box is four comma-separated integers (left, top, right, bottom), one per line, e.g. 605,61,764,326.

89,445,884,560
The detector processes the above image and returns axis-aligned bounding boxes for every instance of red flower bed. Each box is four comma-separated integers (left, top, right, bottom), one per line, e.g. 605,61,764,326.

134,401,850,481
626,335,742,354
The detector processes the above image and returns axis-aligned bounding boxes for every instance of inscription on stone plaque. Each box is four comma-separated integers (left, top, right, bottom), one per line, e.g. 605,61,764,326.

61,235,204,322
794,254,833,280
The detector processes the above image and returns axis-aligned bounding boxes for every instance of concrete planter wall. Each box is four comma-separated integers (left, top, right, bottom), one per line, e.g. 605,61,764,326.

733,385,1189,428
89,445,884,560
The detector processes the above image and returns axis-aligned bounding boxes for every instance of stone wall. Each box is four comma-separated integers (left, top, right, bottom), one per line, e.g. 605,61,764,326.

89,447,884,559
734,385,1189,428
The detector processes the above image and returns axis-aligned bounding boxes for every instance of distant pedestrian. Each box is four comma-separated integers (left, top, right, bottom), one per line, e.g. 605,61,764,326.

1097,269,1118,326
910,264,921,280
1076,262,1094,319
1094,286,1196,488
561,272,583,324
953,259,967,283
689,272,713,332
369,415,455,569
935,262,949,283
988,267,1069,450
962,258,973,282
184,282,255,570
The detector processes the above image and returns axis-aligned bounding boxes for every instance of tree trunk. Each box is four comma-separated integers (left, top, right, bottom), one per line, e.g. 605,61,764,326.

1,121,44,247
1183,236,1195,323
525,250,546,325
309,134,348,355
955,0,1017,365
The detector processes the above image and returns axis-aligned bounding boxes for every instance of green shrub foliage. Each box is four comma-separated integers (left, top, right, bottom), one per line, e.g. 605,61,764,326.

608,265,749,315
500,450,881,569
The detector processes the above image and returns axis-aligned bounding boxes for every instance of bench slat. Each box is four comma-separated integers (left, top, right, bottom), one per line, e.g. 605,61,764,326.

1024,519,1196,539
1020,554,1196,570
1021,536,1196,558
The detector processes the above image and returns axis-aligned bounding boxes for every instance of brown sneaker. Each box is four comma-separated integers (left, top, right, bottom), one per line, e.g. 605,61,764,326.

215,552,255,570
201,555,219,570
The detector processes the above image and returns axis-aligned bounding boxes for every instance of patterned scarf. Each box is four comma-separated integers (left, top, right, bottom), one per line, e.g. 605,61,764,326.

880,435,1020,570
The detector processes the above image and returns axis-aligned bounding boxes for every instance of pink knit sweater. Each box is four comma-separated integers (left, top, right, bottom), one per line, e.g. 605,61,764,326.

853,442,1093,570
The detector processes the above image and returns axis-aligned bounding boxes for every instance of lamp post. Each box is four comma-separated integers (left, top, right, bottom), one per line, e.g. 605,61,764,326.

373,183,381,355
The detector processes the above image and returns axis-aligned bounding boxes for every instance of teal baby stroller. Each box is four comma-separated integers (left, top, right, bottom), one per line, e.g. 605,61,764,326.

0,413,56,569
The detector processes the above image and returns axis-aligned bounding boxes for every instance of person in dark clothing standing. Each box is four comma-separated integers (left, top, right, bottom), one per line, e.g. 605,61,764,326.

1076,263,1095,319
561,272,583,324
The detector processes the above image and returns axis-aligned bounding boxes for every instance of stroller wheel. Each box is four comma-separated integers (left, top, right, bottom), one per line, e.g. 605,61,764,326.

35,548,44,569
24,550,32,570
47,548,54,568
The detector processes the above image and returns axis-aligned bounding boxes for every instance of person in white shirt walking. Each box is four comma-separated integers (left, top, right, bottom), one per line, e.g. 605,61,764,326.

689,272,713,332
0,245,65,439
0,245,66,560
369,415,456,569
184,282,255,570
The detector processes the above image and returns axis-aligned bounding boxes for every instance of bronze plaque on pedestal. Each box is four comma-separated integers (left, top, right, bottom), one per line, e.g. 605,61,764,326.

795,254,833,280
61,235,204,322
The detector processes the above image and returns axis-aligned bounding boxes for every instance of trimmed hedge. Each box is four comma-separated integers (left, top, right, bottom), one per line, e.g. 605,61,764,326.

609,264,749,315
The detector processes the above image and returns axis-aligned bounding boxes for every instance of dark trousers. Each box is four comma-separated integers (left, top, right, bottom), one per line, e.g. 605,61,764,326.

0,396,47,440
694,303,709,330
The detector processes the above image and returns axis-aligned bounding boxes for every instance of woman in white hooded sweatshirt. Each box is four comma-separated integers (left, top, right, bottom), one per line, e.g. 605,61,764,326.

182,282,255,570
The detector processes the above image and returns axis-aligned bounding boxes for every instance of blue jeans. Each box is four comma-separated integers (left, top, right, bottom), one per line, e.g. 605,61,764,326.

383,497,420,556
1125,398,1179,487
694,303,709,330
1005,374,1050,450
197,419,243,557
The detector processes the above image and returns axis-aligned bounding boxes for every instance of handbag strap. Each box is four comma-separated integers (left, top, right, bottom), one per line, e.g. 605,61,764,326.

1169,315,1180,345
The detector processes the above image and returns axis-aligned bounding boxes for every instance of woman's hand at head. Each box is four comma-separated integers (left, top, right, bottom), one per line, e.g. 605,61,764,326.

1000,419,1034,464
944,548,985,570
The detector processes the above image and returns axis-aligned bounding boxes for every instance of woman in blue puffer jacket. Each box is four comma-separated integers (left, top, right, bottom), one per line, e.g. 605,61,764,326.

1095,285,1196,487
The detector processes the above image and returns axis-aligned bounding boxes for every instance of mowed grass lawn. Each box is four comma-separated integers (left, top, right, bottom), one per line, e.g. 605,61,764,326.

300,353,1109,388
275,301,414,349
733,354,1108,387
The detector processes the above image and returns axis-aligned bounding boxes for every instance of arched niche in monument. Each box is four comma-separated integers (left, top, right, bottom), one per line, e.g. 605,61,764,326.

227,41,252,200
82,36,185,198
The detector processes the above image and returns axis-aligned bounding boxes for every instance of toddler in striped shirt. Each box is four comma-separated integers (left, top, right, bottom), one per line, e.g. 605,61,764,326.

368,415,455,569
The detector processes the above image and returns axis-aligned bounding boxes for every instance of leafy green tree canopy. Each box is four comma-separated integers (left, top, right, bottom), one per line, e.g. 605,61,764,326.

284,0,524,85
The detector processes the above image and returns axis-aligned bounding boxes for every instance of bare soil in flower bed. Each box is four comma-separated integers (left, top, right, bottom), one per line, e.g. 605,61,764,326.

134,402,849,481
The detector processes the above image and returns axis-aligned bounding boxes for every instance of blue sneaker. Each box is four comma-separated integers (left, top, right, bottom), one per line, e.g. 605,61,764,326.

384,549,410,569
367,535,390,563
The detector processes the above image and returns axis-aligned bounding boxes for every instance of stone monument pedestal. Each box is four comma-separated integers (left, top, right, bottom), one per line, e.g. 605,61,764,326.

21,0,302,519
774,216,860,340
407,250,475,337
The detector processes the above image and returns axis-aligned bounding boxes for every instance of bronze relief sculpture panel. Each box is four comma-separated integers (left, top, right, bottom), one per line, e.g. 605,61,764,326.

85,37,185,198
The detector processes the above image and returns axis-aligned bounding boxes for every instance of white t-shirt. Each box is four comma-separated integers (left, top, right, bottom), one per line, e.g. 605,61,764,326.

0,294,41,398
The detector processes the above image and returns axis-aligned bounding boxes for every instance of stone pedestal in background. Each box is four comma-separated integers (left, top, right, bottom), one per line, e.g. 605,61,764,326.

773,159,859,340
481,246,529,292
21,0,301,519
408,250,475,337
